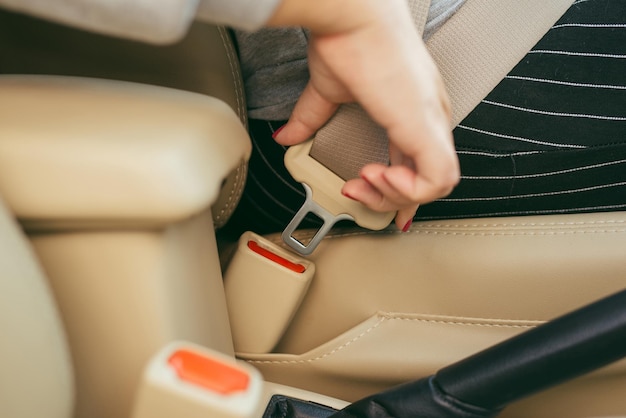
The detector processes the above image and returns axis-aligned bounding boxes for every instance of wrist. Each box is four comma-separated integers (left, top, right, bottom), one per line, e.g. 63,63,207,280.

267,0,388,34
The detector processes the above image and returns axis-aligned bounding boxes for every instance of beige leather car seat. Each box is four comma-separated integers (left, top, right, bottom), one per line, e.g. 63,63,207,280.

0,8,252,418
0,196,74,418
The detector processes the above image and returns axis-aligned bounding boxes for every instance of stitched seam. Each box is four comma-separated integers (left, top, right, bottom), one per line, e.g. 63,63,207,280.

411,220,626,228
214,161,246,224
278,227,626,243
381,314,542,328
414,204,626,221
266,213,626,244
245,315,539,365
246,316,387,365
218,27,246,122
321,229,626,240
214,28,247,225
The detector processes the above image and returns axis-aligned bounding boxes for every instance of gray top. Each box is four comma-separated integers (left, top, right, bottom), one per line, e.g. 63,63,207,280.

235,0,467,120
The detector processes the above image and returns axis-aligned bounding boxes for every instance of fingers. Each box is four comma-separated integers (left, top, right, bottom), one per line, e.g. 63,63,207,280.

341,164,419,231
385,148,460,204
342,152,459,231
272,82,339,146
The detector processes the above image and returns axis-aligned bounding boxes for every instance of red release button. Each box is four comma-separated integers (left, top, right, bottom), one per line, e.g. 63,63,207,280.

247,240,306,273
168,349,250,395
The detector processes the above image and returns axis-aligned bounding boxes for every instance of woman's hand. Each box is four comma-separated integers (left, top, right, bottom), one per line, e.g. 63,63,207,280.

267,0,460,230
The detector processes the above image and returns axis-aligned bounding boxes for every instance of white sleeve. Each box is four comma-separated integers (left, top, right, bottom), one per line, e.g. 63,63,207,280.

196,0,282,32
0,0,200,43
0,0,281,44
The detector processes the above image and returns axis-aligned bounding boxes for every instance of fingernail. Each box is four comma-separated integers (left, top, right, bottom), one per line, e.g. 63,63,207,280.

271,124,286,140
342,190,358,201
360,172,374,186
402,219,413,233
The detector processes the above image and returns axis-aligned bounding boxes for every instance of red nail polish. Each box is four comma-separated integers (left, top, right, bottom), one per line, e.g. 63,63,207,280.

402,219,413,233
360,172,374,186
342,190,358,201
271,124,286,140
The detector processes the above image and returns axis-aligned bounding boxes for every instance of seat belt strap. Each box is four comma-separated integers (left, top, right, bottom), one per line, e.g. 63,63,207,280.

283,0,573,255
308,0,431,181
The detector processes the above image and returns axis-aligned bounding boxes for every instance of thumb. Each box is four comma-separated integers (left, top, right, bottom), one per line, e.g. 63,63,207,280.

273,82,339,145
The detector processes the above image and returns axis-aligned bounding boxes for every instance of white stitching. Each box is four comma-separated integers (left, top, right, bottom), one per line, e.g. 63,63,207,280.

244,314,539,365
245,316,387,365
214,28,247,225
405,219,626,228
267,219,626,244
214,161,246,224
217,27,246,122
416,205,626,220
382,313,541,328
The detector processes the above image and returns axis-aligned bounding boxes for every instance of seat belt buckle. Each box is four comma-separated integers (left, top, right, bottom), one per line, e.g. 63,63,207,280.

282,140,395,255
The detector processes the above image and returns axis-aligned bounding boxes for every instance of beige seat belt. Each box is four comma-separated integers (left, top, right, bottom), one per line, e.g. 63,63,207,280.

282,0,573,255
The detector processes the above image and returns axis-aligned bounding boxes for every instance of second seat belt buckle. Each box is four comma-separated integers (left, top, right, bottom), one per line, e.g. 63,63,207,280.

282,140,395,256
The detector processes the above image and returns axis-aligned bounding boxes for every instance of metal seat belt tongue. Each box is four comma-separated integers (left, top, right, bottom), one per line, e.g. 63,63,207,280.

281,184,353,257
282,138,395,256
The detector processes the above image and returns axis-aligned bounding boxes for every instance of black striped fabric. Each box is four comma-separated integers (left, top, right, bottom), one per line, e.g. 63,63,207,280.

222,0,626,237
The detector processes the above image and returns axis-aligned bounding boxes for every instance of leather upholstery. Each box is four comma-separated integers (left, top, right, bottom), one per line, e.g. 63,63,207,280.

0,76,250,229
0,197,73,418
0,70,251,418
240,211,626,417
0,8,248,228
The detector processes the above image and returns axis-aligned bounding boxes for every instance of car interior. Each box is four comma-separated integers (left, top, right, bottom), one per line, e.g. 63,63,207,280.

1,4,625,418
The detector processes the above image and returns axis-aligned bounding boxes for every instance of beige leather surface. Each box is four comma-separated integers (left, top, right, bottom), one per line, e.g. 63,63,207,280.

0,9,249,228
30,210,233,418
0,75,251,229
238,211,626,417
0,197,74,418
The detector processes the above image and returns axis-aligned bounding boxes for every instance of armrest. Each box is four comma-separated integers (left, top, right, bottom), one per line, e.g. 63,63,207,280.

0,75,251,230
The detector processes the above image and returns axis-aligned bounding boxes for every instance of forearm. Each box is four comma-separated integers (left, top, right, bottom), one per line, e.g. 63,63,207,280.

267,0,412,35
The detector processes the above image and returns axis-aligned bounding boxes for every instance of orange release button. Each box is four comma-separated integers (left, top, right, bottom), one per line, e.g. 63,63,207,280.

168,349,250,395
